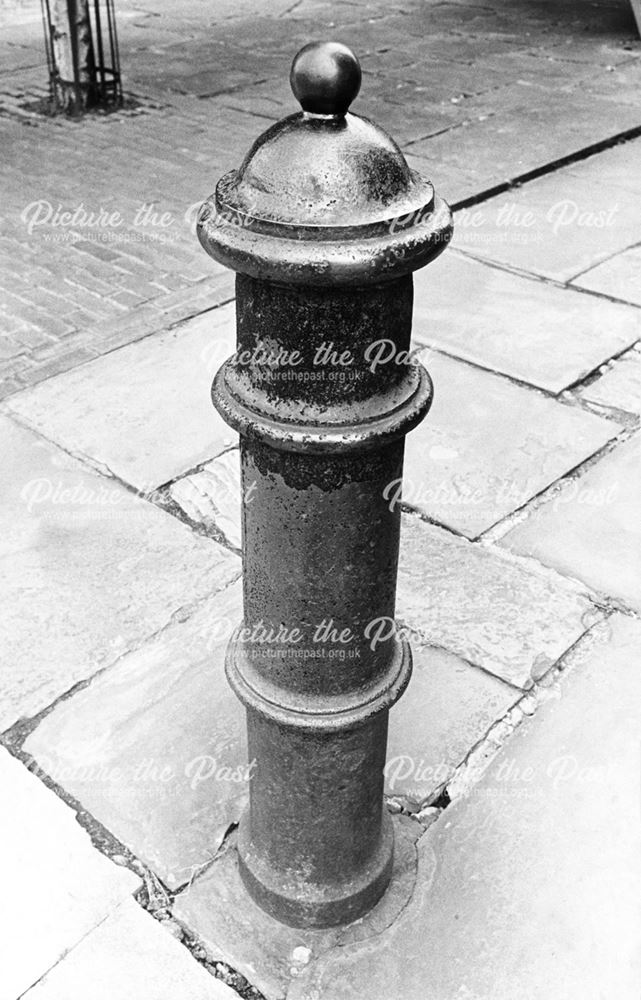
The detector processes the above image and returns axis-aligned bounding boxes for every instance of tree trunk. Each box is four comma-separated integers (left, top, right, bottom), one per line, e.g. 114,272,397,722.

50,0,96,114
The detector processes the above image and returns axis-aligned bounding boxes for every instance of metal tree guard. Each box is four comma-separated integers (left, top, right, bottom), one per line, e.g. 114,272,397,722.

40,0,122,114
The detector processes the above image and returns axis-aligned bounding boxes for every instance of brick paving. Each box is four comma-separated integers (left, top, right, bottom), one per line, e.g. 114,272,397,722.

1,0,640,997
1,0,640,398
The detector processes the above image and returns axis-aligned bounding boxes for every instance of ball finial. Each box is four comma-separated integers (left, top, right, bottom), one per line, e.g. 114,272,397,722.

290,42,361,116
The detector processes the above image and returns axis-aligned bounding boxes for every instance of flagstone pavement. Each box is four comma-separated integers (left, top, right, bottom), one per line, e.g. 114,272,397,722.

0,0,640,997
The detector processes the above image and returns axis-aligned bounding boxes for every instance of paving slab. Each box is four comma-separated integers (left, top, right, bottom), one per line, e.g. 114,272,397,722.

23,898,239,1000
0,413,239,732
403,351,616,537
125,39,284,96
405,91,641,206
539,30,640,66
413,250,639,392
362,55,522,102
572,243,641,306
0,746,140,1000
576,343,641,415
24,580,247,891
289,614,641,1000
397,513,601,689
168,448,242,549
454,147,641,281
580,56,641,109
470,51,597,92
501,435,641,612
5,304,238,492
564,137,641,198
386,643,519,808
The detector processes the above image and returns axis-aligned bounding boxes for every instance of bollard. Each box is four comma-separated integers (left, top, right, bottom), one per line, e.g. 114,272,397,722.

197,41,452,928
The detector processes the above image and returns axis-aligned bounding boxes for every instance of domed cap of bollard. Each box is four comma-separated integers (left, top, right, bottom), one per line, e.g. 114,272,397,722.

197,41,452,285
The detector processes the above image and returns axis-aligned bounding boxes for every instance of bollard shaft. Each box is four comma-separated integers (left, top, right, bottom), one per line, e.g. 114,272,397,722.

222,273,418,925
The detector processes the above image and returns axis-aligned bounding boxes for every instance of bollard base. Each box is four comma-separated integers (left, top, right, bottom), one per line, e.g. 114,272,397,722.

173,814,422,1000
237,807,395,929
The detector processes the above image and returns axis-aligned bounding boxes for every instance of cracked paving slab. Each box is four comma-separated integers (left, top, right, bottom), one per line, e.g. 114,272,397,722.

167,449,242,549
0,412,239,731
397,513,603,689
576,342,641,416
0,745,140,1000
173,815,422,1000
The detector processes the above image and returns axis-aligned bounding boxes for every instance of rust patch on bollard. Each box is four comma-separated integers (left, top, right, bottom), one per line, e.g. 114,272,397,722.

198,40,452,928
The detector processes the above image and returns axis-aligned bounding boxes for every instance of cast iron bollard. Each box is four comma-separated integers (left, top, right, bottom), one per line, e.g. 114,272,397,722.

197,41,452,928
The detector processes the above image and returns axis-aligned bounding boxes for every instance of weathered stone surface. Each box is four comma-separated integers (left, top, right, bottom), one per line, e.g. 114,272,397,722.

0,746,140,1000
25,580,246,890
386,643,519,807
454,158,641,281
577,344,641,416
471,51,596,92
397,514,601,688
0,414,239,732
24,899,239,1000
579,57,641,109
572,244,641,306
539,32,640,66
501,436,641,612
6,305,237,491
413,250,639,392
290,615,641,1000
169,449,242,548
126,37,284,97
402,351,616,537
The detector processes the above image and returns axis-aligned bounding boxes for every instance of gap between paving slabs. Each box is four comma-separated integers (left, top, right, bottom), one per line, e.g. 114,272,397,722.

1,693,263,1000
